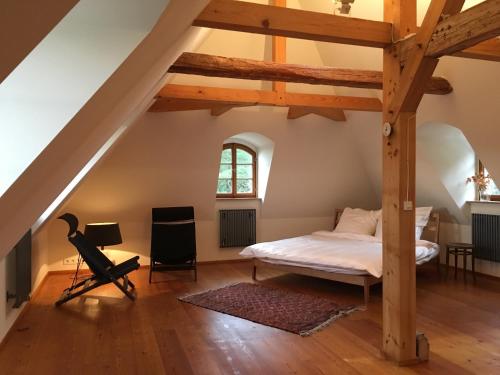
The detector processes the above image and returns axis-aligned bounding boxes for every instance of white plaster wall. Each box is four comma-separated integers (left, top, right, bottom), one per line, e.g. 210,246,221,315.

44,108,378,268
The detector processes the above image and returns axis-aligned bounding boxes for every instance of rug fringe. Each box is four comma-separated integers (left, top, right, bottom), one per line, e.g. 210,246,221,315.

299,305,363,337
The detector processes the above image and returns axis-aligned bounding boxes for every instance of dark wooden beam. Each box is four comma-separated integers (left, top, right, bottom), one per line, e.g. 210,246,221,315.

193,0,392,48
169,53,453,95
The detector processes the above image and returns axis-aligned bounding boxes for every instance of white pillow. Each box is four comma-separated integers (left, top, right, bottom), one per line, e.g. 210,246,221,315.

335,208,378,236
374,219,383,239
415,226,424,240
374,207,432,240
416,206,432,227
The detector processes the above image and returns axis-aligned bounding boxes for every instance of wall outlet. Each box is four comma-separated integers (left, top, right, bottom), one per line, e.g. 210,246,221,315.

63,257,78,265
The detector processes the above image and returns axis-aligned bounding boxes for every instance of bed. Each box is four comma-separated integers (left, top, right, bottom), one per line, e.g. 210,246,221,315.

240,209,440,304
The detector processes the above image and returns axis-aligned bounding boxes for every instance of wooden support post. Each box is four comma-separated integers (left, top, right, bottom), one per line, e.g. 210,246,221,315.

382,0,418,365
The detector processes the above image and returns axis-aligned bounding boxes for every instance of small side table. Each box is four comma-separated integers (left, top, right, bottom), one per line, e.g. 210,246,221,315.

446,242,476,282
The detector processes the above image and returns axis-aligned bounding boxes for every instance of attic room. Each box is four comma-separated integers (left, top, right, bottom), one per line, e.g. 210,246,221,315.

1,0,500,373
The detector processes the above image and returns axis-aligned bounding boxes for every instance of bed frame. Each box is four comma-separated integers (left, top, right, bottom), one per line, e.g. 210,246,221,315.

252,209,440,305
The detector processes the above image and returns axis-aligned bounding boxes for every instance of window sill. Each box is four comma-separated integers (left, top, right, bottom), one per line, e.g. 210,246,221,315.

467,200,500,204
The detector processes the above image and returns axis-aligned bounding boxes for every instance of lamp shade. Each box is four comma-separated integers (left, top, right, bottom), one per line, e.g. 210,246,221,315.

84,222,122,248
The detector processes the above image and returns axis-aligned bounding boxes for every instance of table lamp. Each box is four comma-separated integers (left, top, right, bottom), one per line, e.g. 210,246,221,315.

84,222,122,250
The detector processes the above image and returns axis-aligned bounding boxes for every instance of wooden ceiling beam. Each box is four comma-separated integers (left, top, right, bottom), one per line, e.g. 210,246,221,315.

287,106,311,119
452,38,500,62
169,53,453,95
194,0,496,62
399,1,500,63
210,105,251,116
148,98,216,112
193,0,392,48
287,106,347,121
400,37,500,64
272,0,287,95
387,0,464,124
425,0,500,58
153,84,382,112
148,97,253,113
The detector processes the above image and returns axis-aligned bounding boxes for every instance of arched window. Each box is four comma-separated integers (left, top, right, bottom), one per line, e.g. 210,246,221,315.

217,143,256,198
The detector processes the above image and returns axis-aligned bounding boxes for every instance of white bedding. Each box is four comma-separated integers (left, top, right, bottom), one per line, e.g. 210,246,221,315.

240,231,439,278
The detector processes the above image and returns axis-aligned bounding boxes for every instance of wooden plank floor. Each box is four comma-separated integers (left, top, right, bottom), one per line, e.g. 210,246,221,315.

1,262,499,374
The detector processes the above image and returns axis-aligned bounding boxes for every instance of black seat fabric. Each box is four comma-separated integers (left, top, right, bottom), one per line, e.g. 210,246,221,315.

150,207,197,282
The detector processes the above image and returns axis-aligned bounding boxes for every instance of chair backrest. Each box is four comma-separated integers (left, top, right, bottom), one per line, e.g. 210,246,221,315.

151,207,196,264
69,231,114,279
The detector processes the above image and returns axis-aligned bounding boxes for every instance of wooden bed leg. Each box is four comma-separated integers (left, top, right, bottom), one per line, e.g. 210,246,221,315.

364,278,370,305
252,265,257,281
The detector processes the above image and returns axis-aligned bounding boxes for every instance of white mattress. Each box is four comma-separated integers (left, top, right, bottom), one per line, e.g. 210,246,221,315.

240,231,440,278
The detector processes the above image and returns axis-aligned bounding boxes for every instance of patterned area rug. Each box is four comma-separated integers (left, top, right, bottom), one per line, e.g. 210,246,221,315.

179,283,359,336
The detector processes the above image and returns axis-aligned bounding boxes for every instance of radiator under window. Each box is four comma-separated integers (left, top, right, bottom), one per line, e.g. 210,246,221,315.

219,209,256,248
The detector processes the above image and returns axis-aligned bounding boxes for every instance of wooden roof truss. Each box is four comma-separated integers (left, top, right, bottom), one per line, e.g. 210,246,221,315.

151,0,499,365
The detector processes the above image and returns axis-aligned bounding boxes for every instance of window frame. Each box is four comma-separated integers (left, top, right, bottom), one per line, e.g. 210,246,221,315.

217,143,257,198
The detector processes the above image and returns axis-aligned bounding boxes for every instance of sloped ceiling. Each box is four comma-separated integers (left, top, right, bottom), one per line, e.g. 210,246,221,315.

0,0,211,258
0,0,78,84
0,0,169,197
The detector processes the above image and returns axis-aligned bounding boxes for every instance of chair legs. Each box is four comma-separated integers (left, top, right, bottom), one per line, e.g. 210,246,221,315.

463,252,467,282
445,245,450,279
363,278,370,305
445,244,476,283
56,273,138,306
112,278,136,301
472,253,476,283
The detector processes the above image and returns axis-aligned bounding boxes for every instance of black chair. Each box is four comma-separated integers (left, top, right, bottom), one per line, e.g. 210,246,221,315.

150,207,197,283
56,213,140,306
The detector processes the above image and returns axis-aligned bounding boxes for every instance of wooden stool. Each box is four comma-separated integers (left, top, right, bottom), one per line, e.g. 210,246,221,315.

446,243,476,282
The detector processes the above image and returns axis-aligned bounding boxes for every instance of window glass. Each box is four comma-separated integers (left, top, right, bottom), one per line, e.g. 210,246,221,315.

236,165,252,179
236,148,252,164
217,143,256,197
217,179,232,194
220,148,232,163
483,166,500,195
236,179,253,193
218,164,232,179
